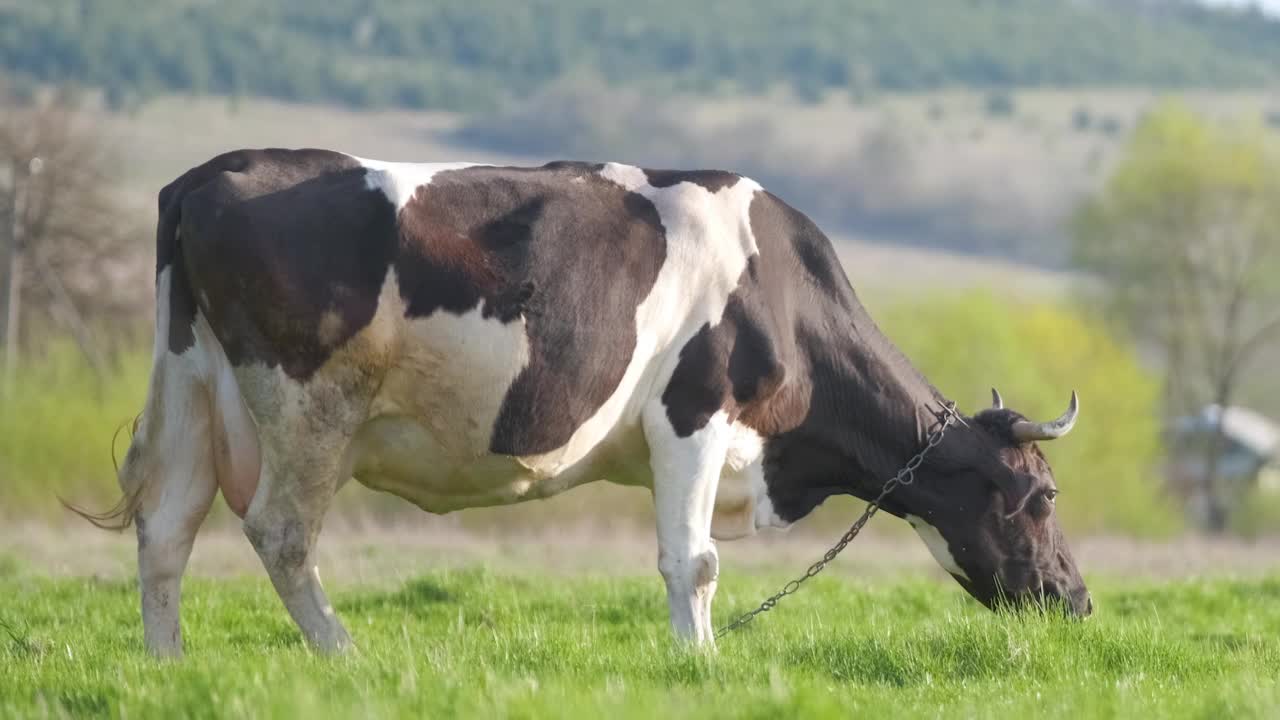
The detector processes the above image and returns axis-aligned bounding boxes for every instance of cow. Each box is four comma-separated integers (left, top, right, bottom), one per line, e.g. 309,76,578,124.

74,149,1090,657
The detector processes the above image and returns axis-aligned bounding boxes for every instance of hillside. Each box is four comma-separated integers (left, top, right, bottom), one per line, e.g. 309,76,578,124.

96,84,1277,268
2,0,1279,111
95,94,1076,298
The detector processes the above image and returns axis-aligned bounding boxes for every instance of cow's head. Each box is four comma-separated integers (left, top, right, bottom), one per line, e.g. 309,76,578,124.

897,390,1091,616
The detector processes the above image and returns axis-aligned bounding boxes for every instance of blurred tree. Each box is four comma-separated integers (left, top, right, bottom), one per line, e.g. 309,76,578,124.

1072,103,1280,532
878,291,1175,537
0,83,140,396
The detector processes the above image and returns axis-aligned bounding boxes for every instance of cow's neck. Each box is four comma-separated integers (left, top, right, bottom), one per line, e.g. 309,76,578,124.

763,308,962,523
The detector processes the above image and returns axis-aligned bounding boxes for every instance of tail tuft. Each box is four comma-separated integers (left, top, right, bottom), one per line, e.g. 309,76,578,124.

110,413,142,475
61,413,144,531
60,492,141,532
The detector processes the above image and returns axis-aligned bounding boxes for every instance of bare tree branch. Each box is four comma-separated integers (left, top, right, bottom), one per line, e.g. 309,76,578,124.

0,87,144,378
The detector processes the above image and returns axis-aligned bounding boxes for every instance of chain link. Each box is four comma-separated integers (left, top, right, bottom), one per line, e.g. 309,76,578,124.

714,401,960,639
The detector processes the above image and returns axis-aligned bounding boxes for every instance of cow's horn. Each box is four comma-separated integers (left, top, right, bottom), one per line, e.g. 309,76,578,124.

1011,391,1079,442
991,388,1004,410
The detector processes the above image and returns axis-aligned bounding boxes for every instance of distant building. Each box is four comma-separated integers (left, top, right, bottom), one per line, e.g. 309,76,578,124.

1166,404,1280,528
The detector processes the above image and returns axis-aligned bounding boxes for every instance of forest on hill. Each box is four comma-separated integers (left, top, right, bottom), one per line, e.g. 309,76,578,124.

2,0,1278,111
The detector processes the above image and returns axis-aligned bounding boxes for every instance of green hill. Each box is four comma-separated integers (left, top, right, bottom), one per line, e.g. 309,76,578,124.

2,0,1279,111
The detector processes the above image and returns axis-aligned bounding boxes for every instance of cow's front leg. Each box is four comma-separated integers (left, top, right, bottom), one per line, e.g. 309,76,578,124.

644,403,731,646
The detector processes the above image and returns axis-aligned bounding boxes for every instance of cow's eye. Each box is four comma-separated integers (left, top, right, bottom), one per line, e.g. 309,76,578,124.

1044,489,1059,504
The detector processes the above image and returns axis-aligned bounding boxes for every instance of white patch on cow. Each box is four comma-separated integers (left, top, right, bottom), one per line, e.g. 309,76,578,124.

599,162,650,191
345,269,545,511
153,267,174,360
645,405,730,643
711,423,790,540
906,514,970,580
516,164,763,477
194,314,263,516
351,156,487,212
368,270,531,455
724,421,764,473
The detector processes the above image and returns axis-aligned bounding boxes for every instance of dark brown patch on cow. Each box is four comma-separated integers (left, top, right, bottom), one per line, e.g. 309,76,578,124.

166,258,198,354
661,191,868,442
163,149,395,377
156,157,245,354
643,168,741,193
394,162,667,456
662,256,795,438
747,191,855,312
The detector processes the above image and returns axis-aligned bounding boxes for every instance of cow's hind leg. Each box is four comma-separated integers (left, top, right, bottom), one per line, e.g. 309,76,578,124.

644,403,730,647
241,429,356,653
239,369,376,653
122,355,219,658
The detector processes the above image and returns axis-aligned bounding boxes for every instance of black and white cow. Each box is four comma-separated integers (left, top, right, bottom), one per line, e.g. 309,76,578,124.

80,149,1090,656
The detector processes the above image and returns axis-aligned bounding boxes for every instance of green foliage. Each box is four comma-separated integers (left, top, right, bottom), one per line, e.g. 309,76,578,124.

1228,485,1280,538
3,569,1280,718
0,344,150,519
1074,103,1280,294
1072,103,1280,418
876,291,1176,536
1,0,1278,112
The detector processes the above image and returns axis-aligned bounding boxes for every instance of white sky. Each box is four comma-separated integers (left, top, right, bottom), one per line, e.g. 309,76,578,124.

1199,0,1280,15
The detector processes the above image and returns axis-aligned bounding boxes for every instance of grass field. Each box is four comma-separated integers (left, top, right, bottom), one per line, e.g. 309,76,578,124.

3,542,1279,719
3,89,1278,718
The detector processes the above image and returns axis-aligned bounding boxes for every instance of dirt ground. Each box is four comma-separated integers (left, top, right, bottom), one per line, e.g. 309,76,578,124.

6,522,1279,588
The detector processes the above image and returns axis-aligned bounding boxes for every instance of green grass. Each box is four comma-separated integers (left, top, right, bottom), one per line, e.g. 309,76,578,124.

2,566,1278,718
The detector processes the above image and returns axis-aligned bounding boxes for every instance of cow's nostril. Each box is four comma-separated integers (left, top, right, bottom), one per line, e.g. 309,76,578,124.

1085,593,1094,615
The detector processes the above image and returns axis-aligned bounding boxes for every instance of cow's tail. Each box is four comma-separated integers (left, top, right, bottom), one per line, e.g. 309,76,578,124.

64,166,261,530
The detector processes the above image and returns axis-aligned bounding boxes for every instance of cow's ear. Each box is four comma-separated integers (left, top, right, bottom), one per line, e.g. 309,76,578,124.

996,472,1036,518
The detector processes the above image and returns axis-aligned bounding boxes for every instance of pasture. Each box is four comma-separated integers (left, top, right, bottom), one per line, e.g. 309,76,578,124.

1,89,1277,719
2,531,1278,719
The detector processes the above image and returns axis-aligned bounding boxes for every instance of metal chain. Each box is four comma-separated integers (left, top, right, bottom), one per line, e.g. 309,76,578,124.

715,401,961,639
